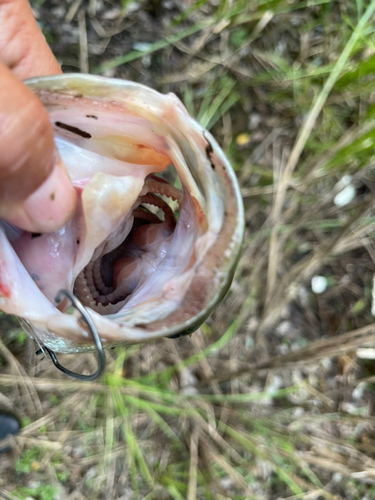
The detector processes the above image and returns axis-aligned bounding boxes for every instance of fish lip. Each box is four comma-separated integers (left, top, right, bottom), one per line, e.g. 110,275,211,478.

2,74,245,352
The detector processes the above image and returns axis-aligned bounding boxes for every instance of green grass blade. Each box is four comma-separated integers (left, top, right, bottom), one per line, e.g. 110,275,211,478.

198,77,237,128
124,394,182,442
166,484,186,500
283,0,375,181
139,319,239,384
221,425,304,495
94,23,213,73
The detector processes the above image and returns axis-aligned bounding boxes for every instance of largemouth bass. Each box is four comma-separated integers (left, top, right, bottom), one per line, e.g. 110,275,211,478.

0,75,243,353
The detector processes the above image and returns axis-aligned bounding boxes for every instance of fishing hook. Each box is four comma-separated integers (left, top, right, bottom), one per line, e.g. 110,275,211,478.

36,289,105,381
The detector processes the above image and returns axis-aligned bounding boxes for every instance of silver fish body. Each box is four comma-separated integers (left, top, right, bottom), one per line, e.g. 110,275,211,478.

0,75,244,353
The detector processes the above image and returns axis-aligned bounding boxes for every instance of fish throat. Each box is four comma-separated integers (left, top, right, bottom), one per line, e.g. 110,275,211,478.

75,176,183,315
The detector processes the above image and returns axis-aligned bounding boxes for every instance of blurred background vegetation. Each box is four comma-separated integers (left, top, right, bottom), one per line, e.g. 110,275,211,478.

2,0,375,498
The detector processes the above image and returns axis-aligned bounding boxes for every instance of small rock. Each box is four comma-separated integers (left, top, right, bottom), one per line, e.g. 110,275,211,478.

298,286,309,306
311,276,327,294
133,42,152,52
220,476,233,489
352,382,366,400
256,459,273,480
245,335,254,349
334,184,356,207
142,54,151,68
333,472,342,482
266,375,283,395
85,466,96,480
276,320,292,337
51,6,65,17
180,368,198,395
292,407,304,419
248,113,261,130
103,7,121,20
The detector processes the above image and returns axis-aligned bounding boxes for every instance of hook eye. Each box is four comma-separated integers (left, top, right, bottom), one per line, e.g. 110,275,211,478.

37,289,105,381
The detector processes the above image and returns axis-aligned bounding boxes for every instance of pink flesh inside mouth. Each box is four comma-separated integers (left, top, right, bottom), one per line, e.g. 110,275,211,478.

74,175,185,315
0,76,246,352
8,95,210,331
0,75,244,352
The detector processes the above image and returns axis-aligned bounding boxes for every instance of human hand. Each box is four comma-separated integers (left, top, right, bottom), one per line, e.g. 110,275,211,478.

0,0,76,233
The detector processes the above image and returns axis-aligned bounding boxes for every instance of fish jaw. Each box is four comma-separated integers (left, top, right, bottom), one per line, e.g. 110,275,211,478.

0,74,244,353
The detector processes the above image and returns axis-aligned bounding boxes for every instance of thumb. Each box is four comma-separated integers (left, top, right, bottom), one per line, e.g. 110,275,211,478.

0,63,76,232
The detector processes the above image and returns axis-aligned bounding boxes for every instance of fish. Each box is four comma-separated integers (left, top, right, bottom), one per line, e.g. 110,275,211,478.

0,74,244,353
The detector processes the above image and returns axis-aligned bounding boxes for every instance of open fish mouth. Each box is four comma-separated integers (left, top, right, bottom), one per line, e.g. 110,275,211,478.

0,75,244,353
75,176,185,316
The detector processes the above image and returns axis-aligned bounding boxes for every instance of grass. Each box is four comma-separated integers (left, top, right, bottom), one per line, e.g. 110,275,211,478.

2,0,375,498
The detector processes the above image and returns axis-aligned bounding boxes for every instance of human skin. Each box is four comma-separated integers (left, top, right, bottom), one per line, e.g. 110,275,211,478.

0,0,76,233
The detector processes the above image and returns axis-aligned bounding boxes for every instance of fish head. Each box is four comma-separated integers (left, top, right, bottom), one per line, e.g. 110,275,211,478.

0,75,244,353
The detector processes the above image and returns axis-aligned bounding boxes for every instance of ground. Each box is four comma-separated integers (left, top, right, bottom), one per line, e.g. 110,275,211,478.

1,0,375,499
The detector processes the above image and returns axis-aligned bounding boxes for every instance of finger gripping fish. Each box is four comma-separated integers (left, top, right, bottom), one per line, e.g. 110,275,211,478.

0,75,244,353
